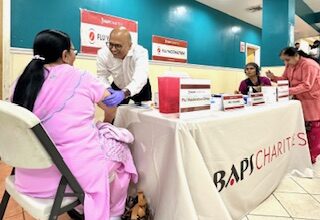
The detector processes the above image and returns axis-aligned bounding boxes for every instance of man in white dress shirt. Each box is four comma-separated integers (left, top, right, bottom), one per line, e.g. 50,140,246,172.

97,27,151,122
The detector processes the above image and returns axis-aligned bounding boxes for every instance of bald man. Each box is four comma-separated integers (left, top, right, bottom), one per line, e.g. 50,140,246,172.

97,27,151,122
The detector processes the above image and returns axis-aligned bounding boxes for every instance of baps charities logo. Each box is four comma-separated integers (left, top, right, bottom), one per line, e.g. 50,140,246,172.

88,28,96,44
157,47,161,55
213,132,307,192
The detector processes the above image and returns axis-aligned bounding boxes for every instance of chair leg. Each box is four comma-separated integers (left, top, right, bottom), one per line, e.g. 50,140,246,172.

48,177,68,220
0,190,10,220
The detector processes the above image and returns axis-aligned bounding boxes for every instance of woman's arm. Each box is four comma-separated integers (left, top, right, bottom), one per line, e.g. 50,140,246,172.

266,70,288,82
97,90,117,123
261,77,272,86
97,90,111,110
238,80,247,95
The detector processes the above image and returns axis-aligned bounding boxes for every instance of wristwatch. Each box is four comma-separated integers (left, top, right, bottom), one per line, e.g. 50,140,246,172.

122,88,131,99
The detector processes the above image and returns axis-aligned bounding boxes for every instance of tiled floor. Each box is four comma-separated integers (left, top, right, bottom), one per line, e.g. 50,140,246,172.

1,161,320,220
242,163,320,220
0,161,71,220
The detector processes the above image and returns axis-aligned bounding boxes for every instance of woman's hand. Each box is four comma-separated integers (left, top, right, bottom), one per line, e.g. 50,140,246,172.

234,90,241,94
266,70,276,80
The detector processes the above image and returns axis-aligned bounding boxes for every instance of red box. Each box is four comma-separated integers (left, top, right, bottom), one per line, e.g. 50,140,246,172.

158,77,180,113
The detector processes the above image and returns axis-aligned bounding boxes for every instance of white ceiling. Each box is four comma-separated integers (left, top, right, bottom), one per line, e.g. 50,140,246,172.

295,15,319,40
196,0,320,40
304,0,320,12
196,0,262,27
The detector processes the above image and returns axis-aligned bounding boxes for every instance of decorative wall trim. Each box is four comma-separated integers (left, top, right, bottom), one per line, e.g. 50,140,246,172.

10,47,243,72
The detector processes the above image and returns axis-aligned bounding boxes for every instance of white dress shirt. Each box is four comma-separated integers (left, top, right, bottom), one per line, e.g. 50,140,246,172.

96,44,149,96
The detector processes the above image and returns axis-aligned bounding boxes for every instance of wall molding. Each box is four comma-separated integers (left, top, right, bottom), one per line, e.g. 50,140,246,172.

3,0,11,99
10,47,243,72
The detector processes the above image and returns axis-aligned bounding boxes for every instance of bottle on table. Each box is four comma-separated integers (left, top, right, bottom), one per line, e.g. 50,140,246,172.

247,86,253,106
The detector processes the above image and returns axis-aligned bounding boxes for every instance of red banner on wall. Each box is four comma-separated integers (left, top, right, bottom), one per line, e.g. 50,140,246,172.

152,35,188,63
80,9,138,54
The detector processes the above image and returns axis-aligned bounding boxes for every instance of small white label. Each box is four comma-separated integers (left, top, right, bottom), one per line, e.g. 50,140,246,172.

223,94,245,111
249,92,265,106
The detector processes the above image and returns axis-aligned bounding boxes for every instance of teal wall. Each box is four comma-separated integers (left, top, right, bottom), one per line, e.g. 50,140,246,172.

262,0,295,66
11,0,261,68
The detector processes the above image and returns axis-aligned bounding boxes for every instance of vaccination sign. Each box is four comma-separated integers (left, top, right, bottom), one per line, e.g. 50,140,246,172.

179,79,211,119
152,35,188,63
80,9,138,54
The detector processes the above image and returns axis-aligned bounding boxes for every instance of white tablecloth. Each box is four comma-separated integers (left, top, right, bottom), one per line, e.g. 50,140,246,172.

114,101,313,220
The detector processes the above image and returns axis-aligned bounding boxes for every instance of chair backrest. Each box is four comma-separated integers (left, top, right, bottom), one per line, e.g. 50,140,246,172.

0,101,52,169
0,100,84,197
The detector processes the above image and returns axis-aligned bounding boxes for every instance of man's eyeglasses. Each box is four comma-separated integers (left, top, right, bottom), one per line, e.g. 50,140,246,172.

106,42,122,50
70,48,78,56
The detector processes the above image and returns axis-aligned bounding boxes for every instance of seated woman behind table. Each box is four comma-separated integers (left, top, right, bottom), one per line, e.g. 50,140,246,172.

11,29,138,220
237,62,272,95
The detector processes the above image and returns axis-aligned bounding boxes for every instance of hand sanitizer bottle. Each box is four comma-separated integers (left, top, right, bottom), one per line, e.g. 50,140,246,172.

247,86,253,106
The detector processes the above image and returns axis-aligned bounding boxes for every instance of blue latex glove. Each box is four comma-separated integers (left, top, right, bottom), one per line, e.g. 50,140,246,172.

102,88,125,107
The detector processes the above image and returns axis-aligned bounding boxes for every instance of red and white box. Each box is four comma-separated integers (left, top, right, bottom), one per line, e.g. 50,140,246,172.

277,80,289,102
179,78,211,119
250,92,265,106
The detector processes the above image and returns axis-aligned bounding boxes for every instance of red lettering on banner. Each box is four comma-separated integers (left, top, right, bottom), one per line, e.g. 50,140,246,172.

80,9,138,54
213,131,308,193
291,135,295,148
297,132,307,146
264,147,271,166
285,136,292,152
80,46,100,54
277,141,283,155
151,55,187,63
153,35,188,47
256,150,263,169
271,144,277,162
81,9,137,32
152,35,188,63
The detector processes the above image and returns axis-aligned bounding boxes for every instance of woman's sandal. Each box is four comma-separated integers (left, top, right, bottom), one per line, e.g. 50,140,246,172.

131,192,148,220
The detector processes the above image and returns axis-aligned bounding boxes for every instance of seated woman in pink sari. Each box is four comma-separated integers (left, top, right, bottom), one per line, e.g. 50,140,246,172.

11,29,138,220
267,47,320,164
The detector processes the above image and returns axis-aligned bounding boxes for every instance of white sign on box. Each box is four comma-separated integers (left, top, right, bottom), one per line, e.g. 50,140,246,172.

179,79,211,119
211,95,223,111
152,35,188,63
261,86,277,104
222,94,245,111
277,80,290,102
249,92,265,106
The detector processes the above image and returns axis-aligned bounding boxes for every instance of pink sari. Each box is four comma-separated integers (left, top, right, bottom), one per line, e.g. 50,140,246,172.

307,121,320,163
13,64,137,219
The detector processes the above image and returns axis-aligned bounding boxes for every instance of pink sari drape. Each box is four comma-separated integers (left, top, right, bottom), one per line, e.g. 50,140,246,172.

14,64,137,219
